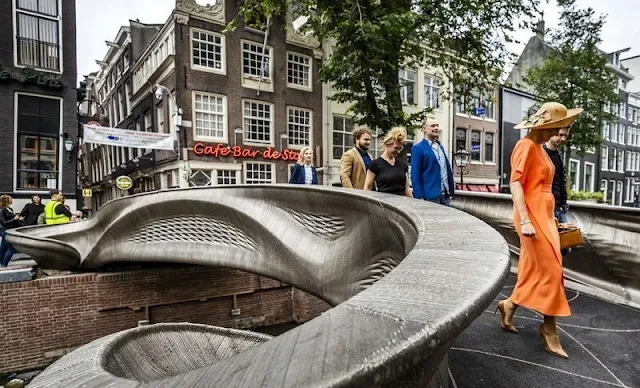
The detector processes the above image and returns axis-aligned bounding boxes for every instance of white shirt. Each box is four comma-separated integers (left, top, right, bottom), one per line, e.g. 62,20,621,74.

304,165,313,185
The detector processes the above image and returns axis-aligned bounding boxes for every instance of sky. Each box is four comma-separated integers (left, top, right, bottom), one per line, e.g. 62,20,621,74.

76,0,640,82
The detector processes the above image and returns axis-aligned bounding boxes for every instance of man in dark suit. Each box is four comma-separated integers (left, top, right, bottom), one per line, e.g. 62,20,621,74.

410,116,455,205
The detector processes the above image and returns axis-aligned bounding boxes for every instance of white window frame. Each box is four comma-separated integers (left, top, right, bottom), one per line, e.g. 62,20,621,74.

241,40,273,92
118,89,125,124
483,92,496,121
190,28,226,75
625,177,632,203
602,122,610,141
617,180,623,205
331,114,355,161
583,162,595,192
619,124,626,144
125,82,132,116
286,51,312,91
192,91,228,143
242,99,274,147
216,169,241,185
601,179,608,202
157,102,165,134
399,69,417,105
286,106,312,149
243,161,276,184
189,166,242,187
610,180,616,205
618,150,625,173
484,131,495,164
144,110,153,132
470,129,482,163
12,0,63,74
610,147,617,171
424,74,441,110
13,92,63,193
568,159,580,191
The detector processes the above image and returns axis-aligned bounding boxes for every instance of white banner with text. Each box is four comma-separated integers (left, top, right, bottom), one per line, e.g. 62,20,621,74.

83,124,174,151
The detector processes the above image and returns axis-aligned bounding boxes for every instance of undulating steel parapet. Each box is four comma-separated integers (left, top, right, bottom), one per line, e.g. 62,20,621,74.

451,191,640,309
9,185,510,388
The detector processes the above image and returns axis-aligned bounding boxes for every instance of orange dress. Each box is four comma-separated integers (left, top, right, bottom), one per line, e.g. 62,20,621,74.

510,138,570,317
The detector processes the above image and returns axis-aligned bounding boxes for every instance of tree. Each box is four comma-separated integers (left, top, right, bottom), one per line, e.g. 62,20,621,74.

229,0,540,133
524,0,619,158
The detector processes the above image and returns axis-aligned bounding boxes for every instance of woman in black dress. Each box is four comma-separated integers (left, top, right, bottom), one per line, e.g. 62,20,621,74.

364,127,413,197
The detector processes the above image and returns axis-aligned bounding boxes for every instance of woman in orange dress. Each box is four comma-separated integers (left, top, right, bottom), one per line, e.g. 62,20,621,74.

495,102,583,359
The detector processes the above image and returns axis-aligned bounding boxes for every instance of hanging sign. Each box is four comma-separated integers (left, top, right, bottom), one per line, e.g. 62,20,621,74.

115,176,133,190
83,124,174,150
192,143,300,161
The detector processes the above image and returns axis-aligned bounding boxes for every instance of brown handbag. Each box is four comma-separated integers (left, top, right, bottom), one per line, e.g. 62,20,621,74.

556,219,584,250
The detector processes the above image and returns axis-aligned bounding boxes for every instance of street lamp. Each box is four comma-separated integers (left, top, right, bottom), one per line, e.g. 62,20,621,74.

454,149,471,189
233,126,243,147
62,135,75,163
280,133,289,151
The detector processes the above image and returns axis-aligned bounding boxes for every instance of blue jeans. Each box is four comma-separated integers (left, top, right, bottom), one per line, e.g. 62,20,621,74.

0,230,16,267
428,195,451,207
554,208,568,223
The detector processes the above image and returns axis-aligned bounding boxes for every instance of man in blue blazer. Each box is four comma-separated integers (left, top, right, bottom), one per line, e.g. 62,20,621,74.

410,116,455,206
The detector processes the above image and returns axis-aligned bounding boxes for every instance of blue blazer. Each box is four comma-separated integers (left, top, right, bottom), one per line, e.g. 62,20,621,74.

289,164,318,185
410,139,455,200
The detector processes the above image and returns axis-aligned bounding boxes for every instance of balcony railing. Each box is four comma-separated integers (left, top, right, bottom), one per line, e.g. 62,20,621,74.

17,37,60,71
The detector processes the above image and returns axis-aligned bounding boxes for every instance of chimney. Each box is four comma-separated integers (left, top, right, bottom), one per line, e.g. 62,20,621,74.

535,20,545,37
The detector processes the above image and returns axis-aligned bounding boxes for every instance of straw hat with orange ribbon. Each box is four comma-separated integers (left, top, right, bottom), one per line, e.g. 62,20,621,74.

515,102,583,130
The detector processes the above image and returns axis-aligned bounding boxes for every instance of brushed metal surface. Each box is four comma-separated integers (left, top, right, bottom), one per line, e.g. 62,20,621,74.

9,185,510,387
451,191,640,308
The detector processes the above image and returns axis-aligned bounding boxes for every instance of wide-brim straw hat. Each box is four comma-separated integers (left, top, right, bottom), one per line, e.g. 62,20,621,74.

514,102,583,130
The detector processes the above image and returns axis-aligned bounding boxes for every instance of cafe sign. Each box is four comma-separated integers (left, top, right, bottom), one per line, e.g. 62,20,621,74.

192,143,300,161
0,64,63,89
115,175,133,190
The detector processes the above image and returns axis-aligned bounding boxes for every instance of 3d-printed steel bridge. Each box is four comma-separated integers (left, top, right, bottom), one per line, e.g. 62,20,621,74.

8,185,510,387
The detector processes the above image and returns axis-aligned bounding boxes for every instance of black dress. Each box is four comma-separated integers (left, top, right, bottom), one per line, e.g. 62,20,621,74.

369,157,408,196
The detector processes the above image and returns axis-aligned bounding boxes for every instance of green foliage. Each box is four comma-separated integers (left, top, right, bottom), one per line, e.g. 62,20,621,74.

568,190,604,201
524,0,619,157
229,0,540,133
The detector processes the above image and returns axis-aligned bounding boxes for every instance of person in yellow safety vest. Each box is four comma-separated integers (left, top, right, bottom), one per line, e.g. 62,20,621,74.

44,189,72,225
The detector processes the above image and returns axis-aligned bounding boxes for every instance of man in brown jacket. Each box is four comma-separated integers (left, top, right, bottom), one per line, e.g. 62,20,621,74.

340,125,373,189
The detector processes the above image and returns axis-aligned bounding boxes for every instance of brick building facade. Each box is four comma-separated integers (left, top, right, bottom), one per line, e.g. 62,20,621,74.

0,0,77,211
82,0,323,210
453,89,500,191
0,266,330,372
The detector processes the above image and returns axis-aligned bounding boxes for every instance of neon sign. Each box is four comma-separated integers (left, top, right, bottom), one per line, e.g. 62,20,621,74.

0,65,63,89
192,143,300,161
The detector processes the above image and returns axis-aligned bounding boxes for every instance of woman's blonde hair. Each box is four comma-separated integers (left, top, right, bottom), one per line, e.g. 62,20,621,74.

380,127,407,151
0,195,12,208
297,146,313,165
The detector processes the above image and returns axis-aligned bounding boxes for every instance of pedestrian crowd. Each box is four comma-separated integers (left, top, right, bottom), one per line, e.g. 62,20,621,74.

0,189,83,269
289,104,589,361
290,114,457,206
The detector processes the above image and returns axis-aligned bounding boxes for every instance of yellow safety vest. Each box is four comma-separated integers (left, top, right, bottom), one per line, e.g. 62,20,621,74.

44,200,70,225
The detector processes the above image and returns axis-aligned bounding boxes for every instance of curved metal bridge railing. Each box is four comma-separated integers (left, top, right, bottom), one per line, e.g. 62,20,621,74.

8,185,510,388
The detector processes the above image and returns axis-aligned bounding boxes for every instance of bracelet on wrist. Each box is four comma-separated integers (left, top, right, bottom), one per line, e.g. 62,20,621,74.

520,220,531,225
